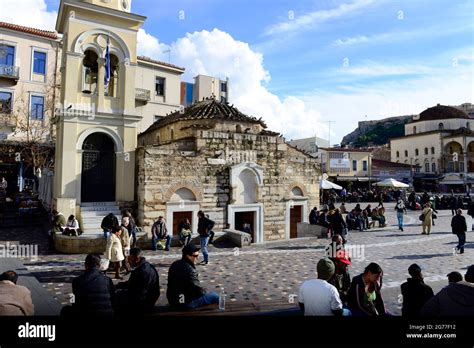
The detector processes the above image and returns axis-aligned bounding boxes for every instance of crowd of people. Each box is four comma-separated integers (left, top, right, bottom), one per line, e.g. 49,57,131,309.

298,252,474,317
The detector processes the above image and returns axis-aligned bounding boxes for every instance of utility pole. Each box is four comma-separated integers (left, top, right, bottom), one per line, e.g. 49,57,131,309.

322,121,336,147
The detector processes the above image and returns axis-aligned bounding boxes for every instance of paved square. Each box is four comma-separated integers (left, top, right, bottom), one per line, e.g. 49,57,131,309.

2,203,473,315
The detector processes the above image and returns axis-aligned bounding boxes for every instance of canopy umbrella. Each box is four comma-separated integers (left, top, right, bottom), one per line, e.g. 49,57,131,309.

373,178,409,188
320,179,343,190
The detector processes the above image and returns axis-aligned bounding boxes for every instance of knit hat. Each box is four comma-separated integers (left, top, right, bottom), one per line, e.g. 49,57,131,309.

317,258,335,280
465,265,474,283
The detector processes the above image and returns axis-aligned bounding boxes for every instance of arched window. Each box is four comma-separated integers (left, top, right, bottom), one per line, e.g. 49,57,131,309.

82,50,98,94
170,129,174,140
106,54,119,97
413,126,417,134
236,125,242,133
415,149,419,156
155,134,160,144
424,147,428,155
432,163,436,172
404,150,408,157
438,122,444,130
431,147,435,154
425,163,429,172
396,151,400,158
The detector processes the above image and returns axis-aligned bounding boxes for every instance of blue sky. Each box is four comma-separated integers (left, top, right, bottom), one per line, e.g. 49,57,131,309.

7,0,474,143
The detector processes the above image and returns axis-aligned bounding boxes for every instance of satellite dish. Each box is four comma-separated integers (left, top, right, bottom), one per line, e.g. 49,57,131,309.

322,173,329,180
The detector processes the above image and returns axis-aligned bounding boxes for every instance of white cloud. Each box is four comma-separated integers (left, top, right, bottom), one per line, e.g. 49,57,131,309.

0,0,57,31
137,29,170,59
338,62,435,77
333,23,474,47
138,28,328,140
263,0,375,37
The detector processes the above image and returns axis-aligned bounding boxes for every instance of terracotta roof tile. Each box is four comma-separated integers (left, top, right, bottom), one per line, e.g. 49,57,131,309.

143,97,267,134
137,55,185,71
0,22,58,40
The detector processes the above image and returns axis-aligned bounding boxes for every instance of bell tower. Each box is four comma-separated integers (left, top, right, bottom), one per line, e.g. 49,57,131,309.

79,0,133,13
53,0,145,218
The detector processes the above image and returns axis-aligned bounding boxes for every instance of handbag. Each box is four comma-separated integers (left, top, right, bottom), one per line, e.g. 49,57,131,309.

432,213,437,219
419,214,425,221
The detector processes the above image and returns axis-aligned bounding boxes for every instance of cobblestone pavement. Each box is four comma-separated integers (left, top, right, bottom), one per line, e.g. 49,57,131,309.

2,203,473,315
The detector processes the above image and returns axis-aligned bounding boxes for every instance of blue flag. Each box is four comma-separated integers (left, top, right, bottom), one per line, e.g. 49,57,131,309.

104,35,111,91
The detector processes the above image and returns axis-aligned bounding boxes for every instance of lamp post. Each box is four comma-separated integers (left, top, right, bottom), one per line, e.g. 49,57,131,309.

368,153,373,189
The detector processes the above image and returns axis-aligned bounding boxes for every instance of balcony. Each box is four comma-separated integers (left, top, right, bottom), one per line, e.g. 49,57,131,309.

135,88,150,102
0,64,20,81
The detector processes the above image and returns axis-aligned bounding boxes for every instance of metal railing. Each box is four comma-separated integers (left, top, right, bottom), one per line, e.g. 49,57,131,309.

135,88,151,101
0,64,20,79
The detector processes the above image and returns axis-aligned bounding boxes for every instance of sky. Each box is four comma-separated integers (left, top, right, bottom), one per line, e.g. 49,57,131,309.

0,0,473,144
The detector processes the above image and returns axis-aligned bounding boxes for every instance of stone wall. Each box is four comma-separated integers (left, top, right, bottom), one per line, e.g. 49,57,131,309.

136,128,320,242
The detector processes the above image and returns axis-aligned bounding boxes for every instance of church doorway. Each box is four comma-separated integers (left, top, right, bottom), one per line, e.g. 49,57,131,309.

81,133,116,202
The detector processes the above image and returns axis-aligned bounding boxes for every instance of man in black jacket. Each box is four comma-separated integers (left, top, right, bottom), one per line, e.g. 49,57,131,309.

421,265,474,316
167,244,219,309
309,207,319,225
197,211,214,265
451,209,467,254
115,248,160,315
62,254,115,317
101,213,119,239
400,264,434,317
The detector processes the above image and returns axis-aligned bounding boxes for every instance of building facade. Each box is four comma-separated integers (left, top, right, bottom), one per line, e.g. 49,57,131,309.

180,74,229,107
319,147,374,187
0,22,60,194
53,0,147,217
137,98,320,242
390,104,474,192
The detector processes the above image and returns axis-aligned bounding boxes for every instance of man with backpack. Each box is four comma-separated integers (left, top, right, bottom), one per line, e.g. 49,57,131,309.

197,211,214,265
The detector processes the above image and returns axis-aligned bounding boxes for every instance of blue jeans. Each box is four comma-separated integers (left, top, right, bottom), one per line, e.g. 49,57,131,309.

151,235,171,251
456,232,466,253
200,236,209,262
342,308,352,316
103,229,110,239
397,212,404,229
186,292,219,309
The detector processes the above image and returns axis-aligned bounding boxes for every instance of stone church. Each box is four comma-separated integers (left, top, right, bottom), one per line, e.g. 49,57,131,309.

137,98,320,242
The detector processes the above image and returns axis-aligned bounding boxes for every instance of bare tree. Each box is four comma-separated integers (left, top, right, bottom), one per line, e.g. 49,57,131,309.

2,77,58,175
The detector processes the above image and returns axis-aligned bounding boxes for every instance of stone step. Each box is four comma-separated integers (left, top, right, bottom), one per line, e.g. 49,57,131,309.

80,202,118,207
81,210,121,216
80,206,121,212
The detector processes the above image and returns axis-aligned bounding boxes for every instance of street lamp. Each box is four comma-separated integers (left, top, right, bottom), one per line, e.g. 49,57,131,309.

368,153,373,189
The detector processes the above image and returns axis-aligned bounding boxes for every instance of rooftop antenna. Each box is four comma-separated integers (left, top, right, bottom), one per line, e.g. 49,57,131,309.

163,49,171,63
322,121,336,147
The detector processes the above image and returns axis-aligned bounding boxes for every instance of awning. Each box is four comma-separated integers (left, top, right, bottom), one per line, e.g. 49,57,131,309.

439,180,464,185
333,176,378,182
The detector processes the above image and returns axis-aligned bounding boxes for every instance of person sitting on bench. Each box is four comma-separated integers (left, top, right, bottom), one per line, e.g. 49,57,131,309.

115,248,160,315
63,215,80,236
167,244,219,310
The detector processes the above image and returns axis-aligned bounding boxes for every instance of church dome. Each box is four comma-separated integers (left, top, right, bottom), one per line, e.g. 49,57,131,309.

413,104,469,123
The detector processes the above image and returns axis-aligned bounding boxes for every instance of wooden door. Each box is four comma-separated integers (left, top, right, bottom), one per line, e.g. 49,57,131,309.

173,211,193,235
290,205,302,238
